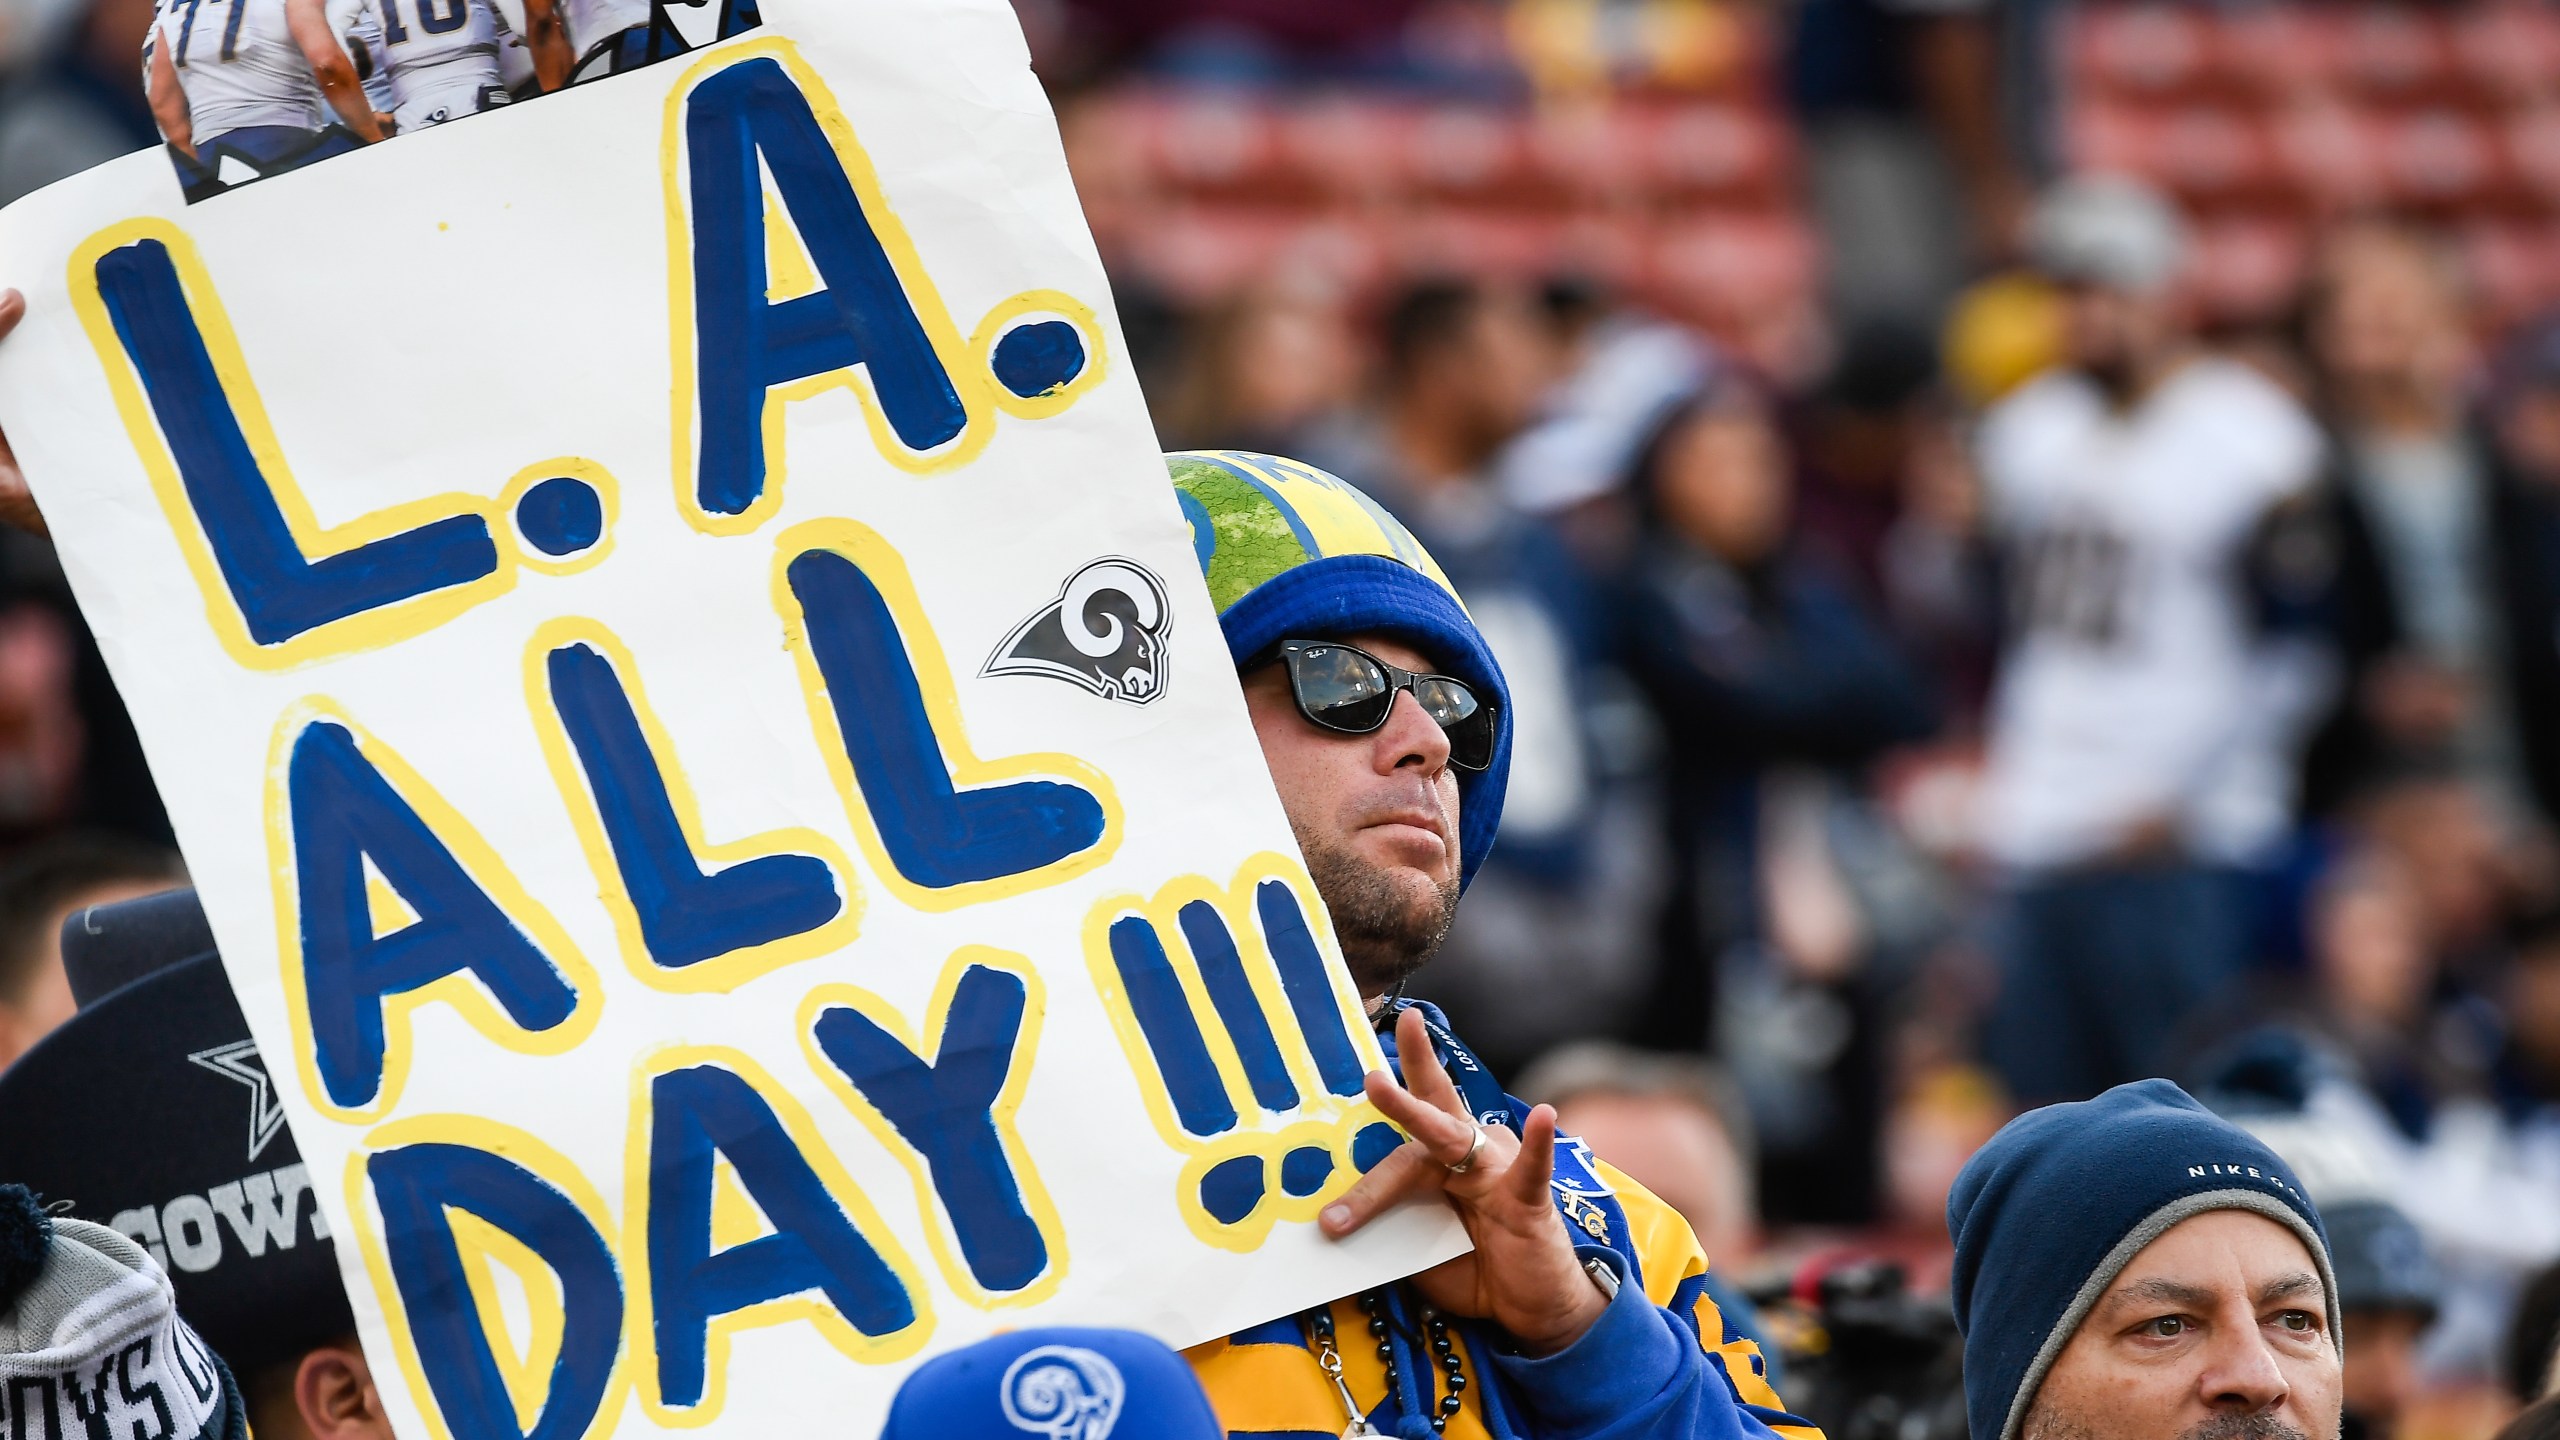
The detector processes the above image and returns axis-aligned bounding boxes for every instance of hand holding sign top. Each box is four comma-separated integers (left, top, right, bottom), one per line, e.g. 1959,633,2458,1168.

1320,1006,1612,1359
0,290,45,536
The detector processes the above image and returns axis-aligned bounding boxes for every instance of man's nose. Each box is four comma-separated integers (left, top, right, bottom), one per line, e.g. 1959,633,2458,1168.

2197,1322,2293,1415
1373,688,1451,774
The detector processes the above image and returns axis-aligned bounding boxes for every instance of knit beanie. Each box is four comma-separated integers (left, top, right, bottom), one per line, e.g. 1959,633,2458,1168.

0,1184,246,1440
1168,450,1512,889
877,1327,1223,1440
1947,1079,2341,1440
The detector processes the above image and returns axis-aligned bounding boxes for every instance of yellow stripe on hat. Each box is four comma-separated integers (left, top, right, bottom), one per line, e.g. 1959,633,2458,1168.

1196,451,1466,611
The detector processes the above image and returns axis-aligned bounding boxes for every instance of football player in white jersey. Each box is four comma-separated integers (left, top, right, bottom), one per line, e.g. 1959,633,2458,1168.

146,0,383,194
1974,175,2326,1106
351,0,568,132
361,0,504,131
328,0,399,125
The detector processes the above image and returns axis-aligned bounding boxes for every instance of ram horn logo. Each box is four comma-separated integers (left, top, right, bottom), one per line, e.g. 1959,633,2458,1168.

984,559,1172,704
1000,1345,1125,1440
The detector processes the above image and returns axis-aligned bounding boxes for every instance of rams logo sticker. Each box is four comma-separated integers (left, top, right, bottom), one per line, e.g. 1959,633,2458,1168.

1001,1345,1125,1440
984,559,1172,705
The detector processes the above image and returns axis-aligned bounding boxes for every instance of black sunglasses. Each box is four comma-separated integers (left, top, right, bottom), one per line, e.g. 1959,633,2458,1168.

1266,639,1499,772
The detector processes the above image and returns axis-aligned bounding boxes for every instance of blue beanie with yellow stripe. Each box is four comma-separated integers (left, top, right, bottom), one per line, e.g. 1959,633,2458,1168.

1167,450,1511,890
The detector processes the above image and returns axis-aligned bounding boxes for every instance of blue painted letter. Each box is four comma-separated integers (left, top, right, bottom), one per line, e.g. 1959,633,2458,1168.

546,641,842,972
645,1063,915,1408
808,965,1046,1294
291,721,580,1110
370,1144,622,1440
785,546,1104,889
684,56,966,517
91,238,498,646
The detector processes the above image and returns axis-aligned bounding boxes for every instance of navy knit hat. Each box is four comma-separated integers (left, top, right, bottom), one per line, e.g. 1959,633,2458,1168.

0,925,354,1378
1169,450,1512,890
877,1327,1222,1440
1948,1079,2341,1440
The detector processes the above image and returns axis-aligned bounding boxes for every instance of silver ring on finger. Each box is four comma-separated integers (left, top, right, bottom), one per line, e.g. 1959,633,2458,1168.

1445,1123,1486,1175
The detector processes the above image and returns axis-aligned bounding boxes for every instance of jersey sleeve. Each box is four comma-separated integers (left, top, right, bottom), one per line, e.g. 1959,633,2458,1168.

1482,1157,1825,1440
1600,1161,1816,1436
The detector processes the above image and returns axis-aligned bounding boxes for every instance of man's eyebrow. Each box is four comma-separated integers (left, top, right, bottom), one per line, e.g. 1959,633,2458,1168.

2257,1272,2323,1308
2101,1277,2220,1316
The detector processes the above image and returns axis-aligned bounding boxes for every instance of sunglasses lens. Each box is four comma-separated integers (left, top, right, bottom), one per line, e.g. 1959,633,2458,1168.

1293,646,1395,733
1416,679,1497,770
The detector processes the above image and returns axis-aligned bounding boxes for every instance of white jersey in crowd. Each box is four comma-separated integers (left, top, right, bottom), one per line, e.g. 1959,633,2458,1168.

1977,357,2326,871
152,0,325,141
347,0,501,128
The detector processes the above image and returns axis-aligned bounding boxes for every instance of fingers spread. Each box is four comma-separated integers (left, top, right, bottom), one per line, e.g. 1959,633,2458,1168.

1511,1104,1560,1207
1321,1140,1440,1236
1364,1070,1481,1160
1393,1007,1470,1117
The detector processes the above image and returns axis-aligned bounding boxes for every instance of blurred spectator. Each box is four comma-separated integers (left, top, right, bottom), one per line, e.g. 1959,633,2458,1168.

1974,176,2326,1105
1514,1039,1782,1372
1790,321,2002,719
2499,1398,2560,1440
1514,1040,1760,1268
2296,847,2473,1142
2505,907,2560,1137
2328,1199,2447,1440
2513,1259,2560,1404
1498,281,1712,525
0,0,156,205
2357,767,2524,982
1309,277,1651,1069
1787,0,2029,331
1615,377,1934,1066
2296,223,2560,840
2201,1032,2443,1440
1157,275,1358,456
0,831,181,1073
2484,316,2560,841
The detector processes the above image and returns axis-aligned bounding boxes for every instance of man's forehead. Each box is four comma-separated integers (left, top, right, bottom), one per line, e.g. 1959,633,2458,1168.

2101,1209,2327,1312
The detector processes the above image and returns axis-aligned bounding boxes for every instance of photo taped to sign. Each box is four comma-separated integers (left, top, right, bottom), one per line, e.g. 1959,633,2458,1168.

145,0,762,201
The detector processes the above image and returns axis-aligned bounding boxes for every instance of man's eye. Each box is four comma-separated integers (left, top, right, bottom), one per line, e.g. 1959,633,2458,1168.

2275,1311,2315,1332
2144,1317,2186,1338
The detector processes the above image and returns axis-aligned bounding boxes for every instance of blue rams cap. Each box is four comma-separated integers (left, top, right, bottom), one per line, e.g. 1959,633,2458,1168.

1948,1079,2340,1440
1167,449,1512,890
878,1327,1222,1440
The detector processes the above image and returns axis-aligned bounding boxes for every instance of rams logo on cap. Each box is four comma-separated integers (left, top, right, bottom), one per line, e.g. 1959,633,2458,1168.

984,559,1172,705
1000,1345,1126,1440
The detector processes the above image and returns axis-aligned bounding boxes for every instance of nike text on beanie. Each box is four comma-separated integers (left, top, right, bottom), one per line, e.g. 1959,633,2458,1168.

1947,1079,2341,1440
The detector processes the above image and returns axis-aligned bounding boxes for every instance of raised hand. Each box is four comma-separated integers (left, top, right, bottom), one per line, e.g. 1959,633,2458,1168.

1320,1006,1610,1357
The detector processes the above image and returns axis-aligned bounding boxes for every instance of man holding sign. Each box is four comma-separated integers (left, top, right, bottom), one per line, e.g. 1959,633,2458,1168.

1166,450,1812,1440
0,0,1814,1435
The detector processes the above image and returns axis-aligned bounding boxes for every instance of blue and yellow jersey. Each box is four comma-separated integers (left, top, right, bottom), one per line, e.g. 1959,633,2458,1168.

1183,1003,1821,1440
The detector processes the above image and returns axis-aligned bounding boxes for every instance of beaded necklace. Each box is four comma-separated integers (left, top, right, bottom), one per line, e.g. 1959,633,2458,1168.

1305,1288,1468,1437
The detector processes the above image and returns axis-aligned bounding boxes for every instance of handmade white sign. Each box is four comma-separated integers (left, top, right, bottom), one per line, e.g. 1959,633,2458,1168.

0,2,1466,1435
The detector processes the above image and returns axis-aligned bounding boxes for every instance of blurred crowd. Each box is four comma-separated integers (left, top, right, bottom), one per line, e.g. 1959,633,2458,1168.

1,0,2559,1438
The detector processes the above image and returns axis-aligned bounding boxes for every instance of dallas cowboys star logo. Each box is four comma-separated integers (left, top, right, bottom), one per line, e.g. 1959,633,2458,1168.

189,1040,286,1163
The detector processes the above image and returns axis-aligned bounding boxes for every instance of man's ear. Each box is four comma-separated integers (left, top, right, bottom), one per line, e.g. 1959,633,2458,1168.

295,1340,396,1440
